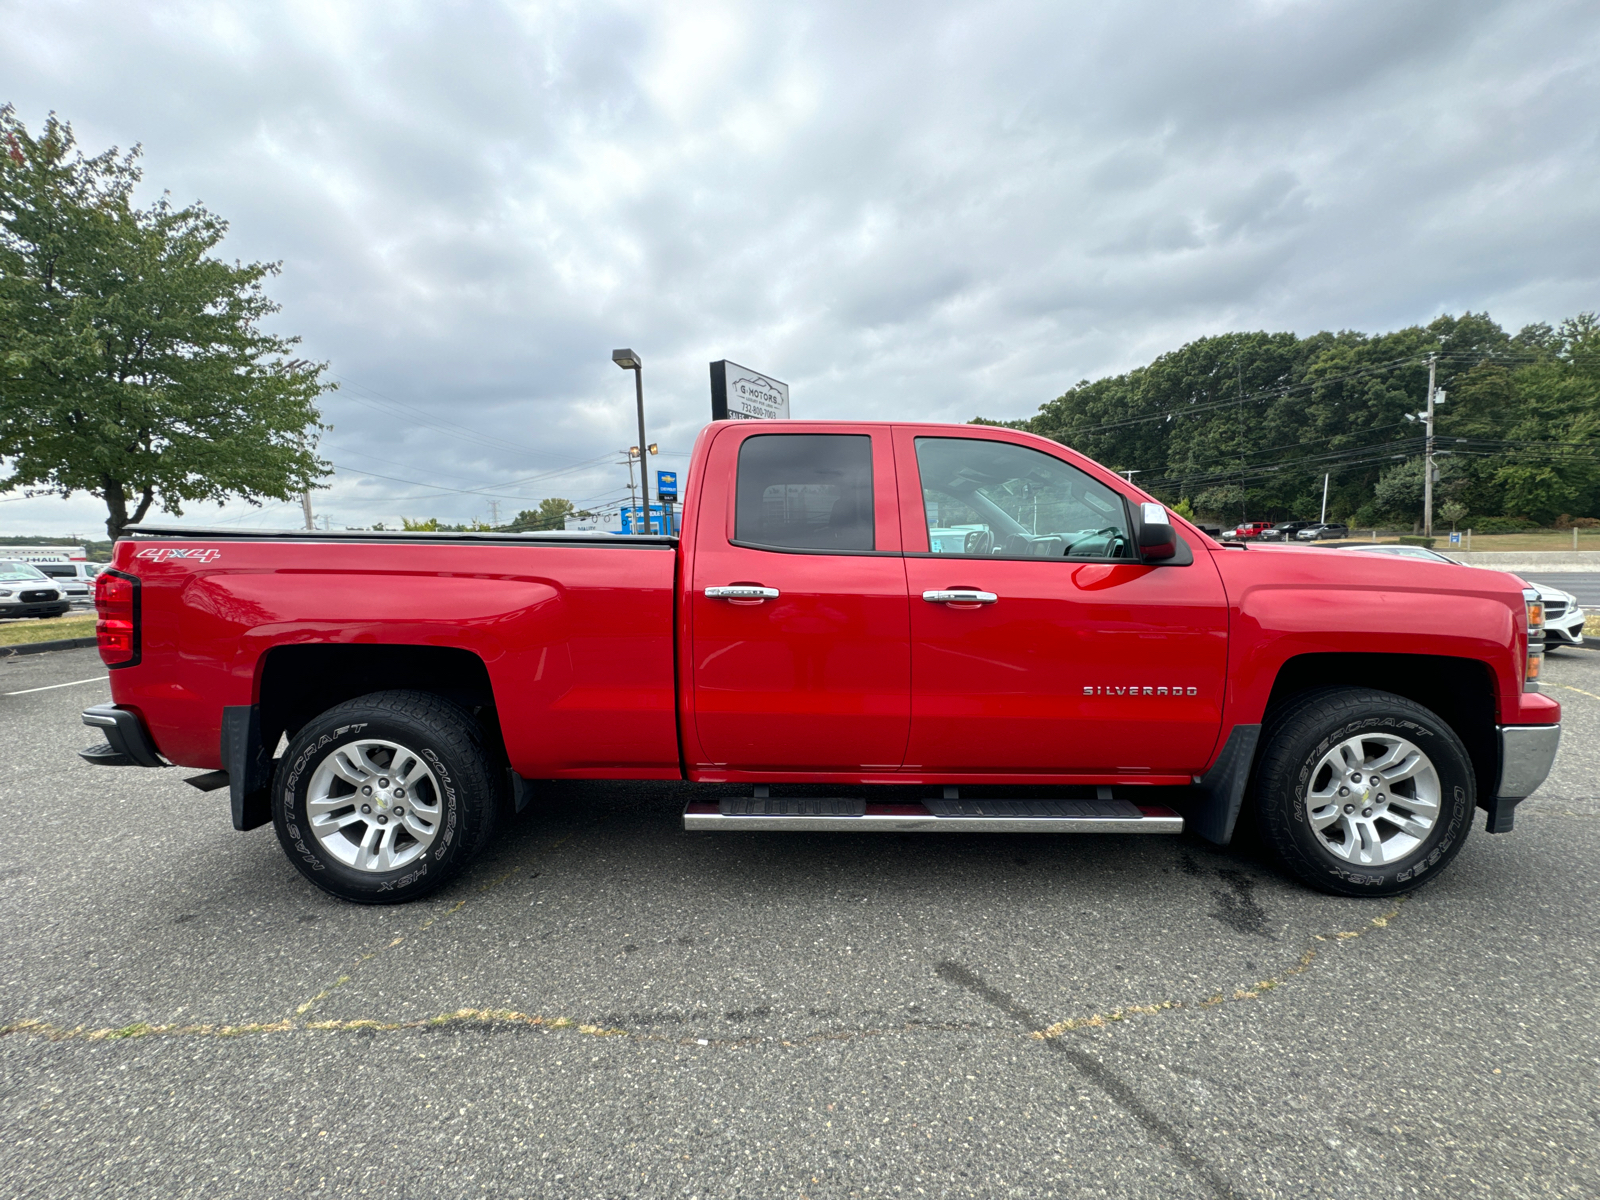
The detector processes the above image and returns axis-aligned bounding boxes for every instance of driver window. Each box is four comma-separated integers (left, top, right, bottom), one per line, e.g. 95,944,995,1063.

914,437,1133,560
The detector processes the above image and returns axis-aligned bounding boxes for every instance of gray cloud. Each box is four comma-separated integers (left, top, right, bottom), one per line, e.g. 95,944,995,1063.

3,0,1597,534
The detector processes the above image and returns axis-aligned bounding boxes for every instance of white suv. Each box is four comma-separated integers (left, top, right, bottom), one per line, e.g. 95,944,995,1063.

0,560,70,618
33,561,102,605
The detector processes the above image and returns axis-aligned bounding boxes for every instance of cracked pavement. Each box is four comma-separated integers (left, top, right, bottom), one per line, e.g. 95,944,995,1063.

2,645,1598,1198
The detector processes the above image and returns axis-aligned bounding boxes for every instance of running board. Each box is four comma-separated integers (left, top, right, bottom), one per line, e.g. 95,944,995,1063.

683,796,1183,834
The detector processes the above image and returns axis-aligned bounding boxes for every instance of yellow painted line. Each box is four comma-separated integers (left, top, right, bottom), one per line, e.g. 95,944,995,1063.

1558,684,1600,702
1030,899,1406,1039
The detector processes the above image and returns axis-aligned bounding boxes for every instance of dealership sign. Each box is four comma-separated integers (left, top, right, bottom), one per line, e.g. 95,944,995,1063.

710,360,789,421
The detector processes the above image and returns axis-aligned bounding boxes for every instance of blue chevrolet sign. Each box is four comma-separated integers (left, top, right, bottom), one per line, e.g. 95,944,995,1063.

656,470,678,499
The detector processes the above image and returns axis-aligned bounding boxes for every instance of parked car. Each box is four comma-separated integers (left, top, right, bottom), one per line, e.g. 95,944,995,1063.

1343,543,1585,647
1258,521,1316,542
78,420,1559,903
0,560,70,618
1296,523,1350,541
1223,521,1275,541
34,561,102,605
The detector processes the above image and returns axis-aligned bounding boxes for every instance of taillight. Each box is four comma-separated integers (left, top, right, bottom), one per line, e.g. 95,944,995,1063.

95,569,141,667
1523,587,1544,692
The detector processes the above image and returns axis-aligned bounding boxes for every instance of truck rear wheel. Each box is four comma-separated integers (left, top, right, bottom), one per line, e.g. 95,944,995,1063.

272,690,503,903
1253,687,1474,897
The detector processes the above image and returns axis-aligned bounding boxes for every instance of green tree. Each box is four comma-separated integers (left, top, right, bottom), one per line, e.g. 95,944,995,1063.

981,309,1600,526
0,108,329,540
506,498,580,531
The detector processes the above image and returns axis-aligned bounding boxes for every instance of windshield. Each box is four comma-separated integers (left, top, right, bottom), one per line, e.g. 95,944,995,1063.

0,560,49,581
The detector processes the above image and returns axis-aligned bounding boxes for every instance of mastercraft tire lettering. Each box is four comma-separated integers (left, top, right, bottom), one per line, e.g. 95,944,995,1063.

272,691,504,904
1253,687,1474,898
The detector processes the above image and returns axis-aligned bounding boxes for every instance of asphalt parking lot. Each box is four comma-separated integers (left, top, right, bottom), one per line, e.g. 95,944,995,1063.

2,645,1598,1199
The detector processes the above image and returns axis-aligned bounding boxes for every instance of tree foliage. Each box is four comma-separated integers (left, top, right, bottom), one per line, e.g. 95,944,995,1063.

983,312,1600,526
506,499,579,531
0,108,329,539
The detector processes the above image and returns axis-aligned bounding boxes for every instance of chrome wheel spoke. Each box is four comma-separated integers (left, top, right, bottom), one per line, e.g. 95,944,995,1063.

400,808,436,839
1352,820,1381,864
1307,803,1343,832
1324,816,1358,860
1375,751,1427,786
391,753,425,787
1366,740,1410,774
328,751,371,788
1334,739,1365,773
1384,810,1433,840
308,794,359,819
311,809,364,834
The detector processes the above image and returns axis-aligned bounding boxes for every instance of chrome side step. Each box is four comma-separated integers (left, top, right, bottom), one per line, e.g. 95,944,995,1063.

683,796,1183,834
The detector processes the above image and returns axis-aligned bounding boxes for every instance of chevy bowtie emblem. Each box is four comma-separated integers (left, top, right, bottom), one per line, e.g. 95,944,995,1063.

1084,686,1199,697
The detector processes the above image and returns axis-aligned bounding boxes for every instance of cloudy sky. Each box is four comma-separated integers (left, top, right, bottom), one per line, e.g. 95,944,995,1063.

3,0,1598,536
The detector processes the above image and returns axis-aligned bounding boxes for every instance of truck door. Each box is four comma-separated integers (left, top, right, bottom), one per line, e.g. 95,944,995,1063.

689,426,910,773
894,429,1228,776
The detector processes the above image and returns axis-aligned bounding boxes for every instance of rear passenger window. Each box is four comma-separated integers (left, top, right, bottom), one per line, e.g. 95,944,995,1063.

734,434,875,551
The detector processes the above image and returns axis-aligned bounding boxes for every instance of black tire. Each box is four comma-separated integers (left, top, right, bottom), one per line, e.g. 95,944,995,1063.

1253,687,1474,897
272,690,504,904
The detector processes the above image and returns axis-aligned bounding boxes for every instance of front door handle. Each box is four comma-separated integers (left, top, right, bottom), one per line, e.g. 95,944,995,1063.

705,585,780,601
923,589,998,604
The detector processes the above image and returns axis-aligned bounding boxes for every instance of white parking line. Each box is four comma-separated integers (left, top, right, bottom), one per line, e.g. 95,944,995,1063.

4,676,109,696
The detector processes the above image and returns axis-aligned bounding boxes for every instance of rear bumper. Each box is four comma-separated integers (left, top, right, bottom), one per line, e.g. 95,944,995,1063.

1482,723,1561,833
80,705,166,768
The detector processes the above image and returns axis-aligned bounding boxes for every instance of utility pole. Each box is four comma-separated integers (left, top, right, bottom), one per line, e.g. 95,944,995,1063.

1320,473,1330,524
301,490,315,531
1424,355,1437,538
489,499,500,528
1121,469,1141,483
622,449,639,528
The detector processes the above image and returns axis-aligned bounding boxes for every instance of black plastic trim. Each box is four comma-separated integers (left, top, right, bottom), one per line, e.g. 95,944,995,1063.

902,550,1150,565
1482,794,1523,834
78,742,134,767
79,704,165,768
221,704,273,831
121,525,675,548
100,567,141,668
1184,724,1261,845
729,540,898,557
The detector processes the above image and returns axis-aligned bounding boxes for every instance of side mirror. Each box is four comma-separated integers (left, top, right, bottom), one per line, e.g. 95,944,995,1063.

1137,502,1177,561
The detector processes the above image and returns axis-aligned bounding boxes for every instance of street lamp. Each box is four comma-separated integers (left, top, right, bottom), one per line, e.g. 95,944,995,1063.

613,349,651,532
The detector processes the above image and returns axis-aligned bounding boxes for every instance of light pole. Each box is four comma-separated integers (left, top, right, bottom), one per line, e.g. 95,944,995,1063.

613,349,650,531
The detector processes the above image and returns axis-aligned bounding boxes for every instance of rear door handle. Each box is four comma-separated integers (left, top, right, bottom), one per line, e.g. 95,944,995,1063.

705,586,780,600
923,590,998,604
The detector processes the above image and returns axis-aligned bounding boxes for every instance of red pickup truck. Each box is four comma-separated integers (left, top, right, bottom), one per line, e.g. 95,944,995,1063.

80,420,1560,903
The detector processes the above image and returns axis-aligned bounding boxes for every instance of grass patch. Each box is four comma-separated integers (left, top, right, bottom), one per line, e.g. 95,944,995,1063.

1321,532,1600,553
0,613,97,647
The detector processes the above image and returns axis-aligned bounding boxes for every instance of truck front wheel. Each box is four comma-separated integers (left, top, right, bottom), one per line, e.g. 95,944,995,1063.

272,690,503,903
1253,687,1474,897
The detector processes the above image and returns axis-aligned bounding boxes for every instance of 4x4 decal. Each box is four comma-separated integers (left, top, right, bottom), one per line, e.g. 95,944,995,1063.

134,547,221,563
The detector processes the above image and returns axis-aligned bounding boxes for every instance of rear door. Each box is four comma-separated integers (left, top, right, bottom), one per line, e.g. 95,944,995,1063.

894,428,1229,776
688,425,910,773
